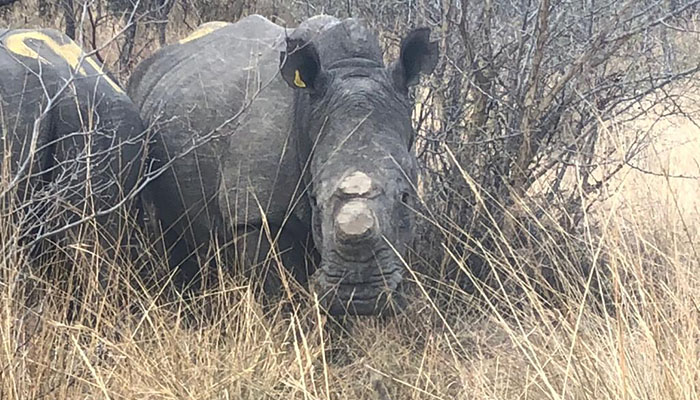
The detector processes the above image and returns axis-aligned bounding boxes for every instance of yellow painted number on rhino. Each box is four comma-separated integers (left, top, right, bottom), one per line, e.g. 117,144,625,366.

179,21,229,44
5,31,123,94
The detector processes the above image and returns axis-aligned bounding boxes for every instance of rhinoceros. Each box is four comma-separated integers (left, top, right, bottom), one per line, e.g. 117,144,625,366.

128,15,438,315
0,29,145,247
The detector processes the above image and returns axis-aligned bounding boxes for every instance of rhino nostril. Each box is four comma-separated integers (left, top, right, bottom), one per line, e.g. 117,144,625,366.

335,200,376,241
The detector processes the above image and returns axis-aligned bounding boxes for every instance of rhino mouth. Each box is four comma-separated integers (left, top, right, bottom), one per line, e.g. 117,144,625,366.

311,255,406,316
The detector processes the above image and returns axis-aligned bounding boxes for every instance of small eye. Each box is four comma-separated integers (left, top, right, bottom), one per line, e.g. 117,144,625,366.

400,192,410,204
308,194,318,207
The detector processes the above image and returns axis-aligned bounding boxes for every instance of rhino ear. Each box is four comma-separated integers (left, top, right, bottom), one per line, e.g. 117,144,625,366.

280,38,323,90
391,28,439,89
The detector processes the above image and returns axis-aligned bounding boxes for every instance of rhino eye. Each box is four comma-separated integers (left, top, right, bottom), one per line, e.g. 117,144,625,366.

400,192,410,204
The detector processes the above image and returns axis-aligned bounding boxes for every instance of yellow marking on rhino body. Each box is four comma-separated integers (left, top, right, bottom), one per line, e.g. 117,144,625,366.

179,21,229,44
4,31,123,94
294,70,306,88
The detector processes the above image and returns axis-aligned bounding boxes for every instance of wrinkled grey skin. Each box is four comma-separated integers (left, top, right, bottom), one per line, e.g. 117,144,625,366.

128,15,437,315
0,29,145,244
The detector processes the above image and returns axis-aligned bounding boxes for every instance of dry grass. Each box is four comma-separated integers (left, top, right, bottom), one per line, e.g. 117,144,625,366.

1,110,698,399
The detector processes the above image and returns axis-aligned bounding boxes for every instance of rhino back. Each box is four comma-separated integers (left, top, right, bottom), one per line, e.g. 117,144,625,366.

128,15,306,235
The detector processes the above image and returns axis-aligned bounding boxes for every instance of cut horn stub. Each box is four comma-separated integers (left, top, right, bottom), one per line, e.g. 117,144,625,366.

335,200,376,240
338,171,373,197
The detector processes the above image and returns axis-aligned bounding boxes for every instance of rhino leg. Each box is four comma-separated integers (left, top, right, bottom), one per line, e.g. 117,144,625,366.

228,221,316,295
147,174,221,290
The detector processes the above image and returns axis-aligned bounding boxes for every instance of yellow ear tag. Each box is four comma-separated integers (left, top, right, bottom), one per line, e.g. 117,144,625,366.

294,70,307,88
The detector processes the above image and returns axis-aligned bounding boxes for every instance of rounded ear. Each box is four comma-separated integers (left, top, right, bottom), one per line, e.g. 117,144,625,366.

391,28,439,89
280,38,323,90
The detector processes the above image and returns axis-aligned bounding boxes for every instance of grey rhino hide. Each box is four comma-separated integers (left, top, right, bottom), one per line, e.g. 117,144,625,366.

0,29,145,249
128,15,437,315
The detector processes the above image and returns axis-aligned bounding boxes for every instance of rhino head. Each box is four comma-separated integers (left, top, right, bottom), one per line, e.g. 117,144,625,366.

280,19,438,315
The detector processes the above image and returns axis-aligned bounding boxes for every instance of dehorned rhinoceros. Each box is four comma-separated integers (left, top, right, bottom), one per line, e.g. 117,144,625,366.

128,15,438,315
0,29,145,246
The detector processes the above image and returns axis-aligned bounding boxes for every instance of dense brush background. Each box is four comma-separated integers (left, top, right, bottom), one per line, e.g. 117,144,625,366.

1,0,699,398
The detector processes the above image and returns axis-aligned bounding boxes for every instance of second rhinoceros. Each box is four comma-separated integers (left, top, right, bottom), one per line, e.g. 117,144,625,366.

0,28,145,248
128,15,438,315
